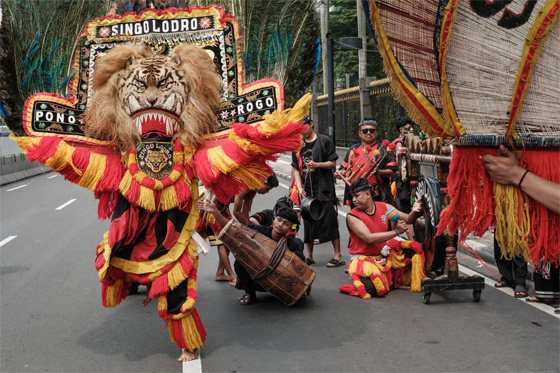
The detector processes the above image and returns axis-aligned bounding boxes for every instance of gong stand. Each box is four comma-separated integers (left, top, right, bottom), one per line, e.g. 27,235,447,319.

402,137,485,304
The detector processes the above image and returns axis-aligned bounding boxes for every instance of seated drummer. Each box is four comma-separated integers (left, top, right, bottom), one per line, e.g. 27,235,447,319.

249,196,300,236
346,178,422,260
198,200,304,305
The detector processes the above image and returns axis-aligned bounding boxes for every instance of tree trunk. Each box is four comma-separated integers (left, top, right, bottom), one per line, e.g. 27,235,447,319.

0,3,23,133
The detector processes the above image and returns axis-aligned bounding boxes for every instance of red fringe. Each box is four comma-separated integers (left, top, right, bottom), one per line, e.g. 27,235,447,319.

96,191,119,219
437,147,496,240
149,251,195,298
338,284,359,296
25,137,60,163
521,150,560,266
126,178,140,203
167,309,207,350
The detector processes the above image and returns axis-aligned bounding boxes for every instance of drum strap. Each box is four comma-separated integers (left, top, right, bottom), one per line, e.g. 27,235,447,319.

253,237,288,281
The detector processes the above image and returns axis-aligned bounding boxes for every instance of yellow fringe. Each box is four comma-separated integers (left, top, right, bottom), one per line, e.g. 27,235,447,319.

119,171,133,195
206,145,239,174
372,277,386,294
158,295,168,313
494,183,531,261
231,167,270,189
167,314,204,350
105,279,124,307
410,254,424,292
285,94,312,123
160,185,179,211
258,94,311,136
10,134,36,151
138,185,156,211
361,260,378,277
80,152,107,190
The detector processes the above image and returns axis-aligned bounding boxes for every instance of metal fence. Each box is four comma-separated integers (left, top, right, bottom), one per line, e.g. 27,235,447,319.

314,78,403,147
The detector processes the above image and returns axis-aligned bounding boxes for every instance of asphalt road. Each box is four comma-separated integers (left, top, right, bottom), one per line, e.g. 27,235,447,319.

1,171,559,372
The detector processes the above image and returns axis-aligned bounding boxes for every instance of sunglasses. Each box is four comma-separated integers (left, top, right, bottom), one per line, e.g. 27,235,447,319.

361,128,377,134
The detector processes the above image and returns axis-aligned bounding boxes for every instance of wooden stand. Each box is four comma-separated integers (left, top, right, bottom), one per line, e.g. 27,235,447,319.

421,235,485,304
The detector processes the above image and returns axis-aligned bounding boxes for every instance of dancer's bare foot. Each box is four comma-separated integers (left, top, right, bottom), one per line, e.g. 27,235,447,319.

142,294,152,306
141,283,152,306
178,348,199,362
215,274,229,281
228,275,237,286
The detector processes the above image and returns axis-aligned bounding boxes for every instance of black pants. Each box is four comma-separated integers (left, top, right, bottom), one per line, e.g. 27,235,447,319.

494,237,527,289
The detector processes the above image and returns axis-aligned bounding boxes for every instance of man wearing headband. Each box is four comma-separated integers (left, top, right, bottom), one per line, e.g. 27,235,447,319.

335,119,397,206
198,201,305,305
291,115,343,268
249,196,300,236
346,178,422,259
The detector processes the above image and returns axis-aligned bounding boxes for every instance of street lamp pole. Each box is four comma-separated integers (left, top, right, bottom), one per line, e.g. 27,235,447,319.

326,33,336,146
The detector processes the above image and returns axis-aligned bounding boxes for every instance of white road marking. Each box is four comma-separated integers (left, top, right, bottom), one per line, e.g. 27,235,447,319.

55,199,77,210
6,184,27,191
276,159,291,165
182,354,202,373
0,236,17,247
459,265,559,318
47,174,58,179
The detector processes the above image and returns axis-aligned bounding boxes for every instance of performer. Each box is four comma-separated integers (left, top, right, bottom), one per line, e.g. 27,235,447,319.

291,115,343,267
339,178,425,298
250,195,300,236
198,199,304,305
13,45,310,361
483,145,559,312
335,119,397,206
391,116,415,213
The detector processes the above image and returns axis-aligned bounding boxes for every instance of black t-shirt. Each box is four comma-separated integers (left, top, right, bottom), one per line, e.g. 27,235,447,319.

248,224,304,256
250,209,275,226
291,134,338,201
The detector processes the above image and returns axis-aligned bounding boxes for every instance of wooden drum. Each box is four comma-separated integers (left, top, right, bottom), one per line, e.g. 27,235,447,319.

218,220,315,306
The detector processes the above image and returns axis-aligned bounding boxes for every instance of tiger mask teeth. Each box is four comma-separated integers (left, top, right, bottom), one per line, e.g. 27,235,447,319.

130,109,181,138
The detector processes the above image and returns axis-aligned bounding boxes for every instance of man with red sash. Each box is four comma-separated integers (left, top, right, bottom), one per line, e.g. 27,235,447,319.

339,178,425,298
335,119,397,207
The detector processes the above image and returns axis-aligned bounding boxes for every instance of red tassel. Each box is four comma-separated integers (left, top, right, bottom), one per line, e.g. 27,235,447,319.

339,284,359,296
521,150,560,266
149,273,169,298
437,147,496,240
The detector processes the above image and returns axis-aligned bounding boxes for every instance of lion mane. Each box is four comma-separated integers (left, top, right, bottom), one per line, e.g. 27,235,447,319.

85,44,222,151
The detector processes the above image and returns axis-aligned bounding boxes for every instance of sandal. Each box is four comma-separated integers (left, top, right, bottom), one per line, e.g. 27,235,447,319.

494,281,512,288
514,285,528,298
326,258,345,268
305,258,315,265
239,292,256,305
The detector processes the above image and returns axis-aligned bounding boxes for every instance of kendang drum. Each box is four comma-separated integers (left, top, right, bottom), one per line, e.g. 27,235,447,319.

218,220,315,305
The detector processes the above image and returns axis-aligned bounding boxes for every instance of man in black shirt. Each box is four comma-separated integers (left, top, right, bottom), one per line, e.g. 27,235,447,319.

291,116,343,268
250,196,299,236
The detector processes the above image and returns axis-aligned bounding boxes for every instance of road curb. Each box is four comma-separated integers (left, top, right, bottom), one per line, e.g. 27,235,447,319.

1,154,52,186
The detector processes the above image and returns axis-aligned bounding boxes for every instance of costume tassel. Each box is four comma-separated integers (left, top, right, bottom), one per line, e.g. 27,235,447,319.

167,309,206,350
409,254,425,292
101,279,127,307
521,150,560,266
437,147,496,239
494,184,530,261
338,284,359,296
